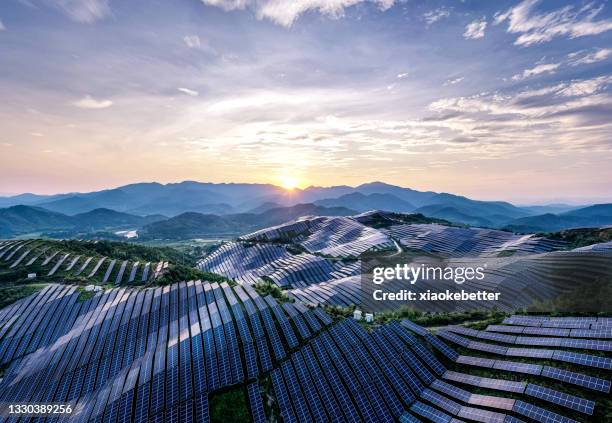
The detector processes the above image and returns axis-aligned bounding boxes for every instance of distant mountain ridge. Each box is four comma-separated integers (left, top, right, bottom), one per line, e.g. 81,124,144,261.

137,203,356,240
0,181,609,231
503,204,612,233
0,206,165,237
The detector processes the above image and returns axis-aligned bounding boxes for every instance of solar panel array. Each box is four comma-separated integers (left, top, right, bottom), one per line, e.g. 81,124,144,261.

0,281,334,422
382,224,565,257
240,215,395,257
198,242,360,288
0,239,167,284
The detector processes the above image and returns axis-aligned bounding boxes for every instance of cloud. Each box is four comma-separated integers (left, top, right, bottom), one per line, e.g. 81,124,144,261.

423,7,450,25
178,87,199,97
200,0,396,27
568,48,612,65
183,35,201,49
444,77,464,86
0,19,5,31
72,95,113,109
396,72,409,79
512,62,559,80
494,0,612,46
44,0,110,23
463,18,487,39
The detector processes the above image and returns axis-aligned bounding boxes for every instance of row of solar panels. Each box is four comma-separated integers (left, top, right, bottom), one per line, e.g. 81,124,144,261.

240,215,395,258
503,314,612,329
445,325,612,351
382,224,565,258
0,281,334,422
0,239,167,284
270,318,593,423
397,320,610,422
437,329,612,369
288,275,361,307
198,241,363,289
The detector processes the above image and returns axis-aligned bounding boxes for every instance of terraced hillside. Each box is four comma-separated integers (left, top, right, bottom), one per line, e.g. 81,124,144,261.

0,284,609,422
0,239,170,285
199,211,611,311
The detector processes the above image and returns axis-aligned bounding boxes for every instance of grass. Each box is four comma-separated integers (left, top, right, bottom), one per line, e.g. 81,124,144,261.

209,387,250,422
156,264,234,286
0,283,46,309
254,280,292,303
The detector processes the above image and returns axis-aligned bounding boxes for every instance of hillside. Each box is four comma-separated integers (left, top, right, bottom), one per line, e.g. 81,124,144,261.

0,205,166,237
138,203,356,240
314,192,415,213
504,203,612,232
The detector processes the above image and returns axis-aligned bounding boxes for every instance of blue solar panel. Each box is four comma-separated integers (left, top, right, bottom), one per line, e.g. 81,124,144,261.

411,341,447,376
247,383,266,423
425,334,460,360
420,388,462,415
513,400,578,423
541,365,610,393
194,393,210,423
399,411,422,423
271,368,298,423
301,344,349,421
281,361,312,422
401,320,429,336
524,384,594,415
553,350,612,369
430,379,471,403
410,400,452,423
492,360,542,375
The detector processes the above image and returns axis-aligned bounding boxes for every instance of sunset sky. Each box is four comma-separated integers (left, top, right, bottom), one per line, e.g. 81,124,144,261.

0,0,611,203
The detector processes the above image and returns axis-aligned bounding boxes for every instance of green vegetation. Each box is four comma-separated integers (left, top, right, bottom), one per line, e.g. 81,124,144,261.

547,227,612,249
76,287,97,302
0,283,46,309
254,280,292,303
528,276,612,313
209,387,250,423
156,264,234,286
373,306,507,327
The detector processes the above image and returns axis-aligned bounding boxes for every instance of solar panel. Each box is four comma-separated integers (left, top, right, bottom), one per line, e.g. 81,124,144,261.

553,350,612,369
425,334,459,361
524,384,594,415
399,412,422,423
410,400,453,423
281,361,312,422
492,360,542,375
513,400,578,423
271,368,298,423
247,383,266,423
468,394,515,411
541,365,611,393
420,388,462,415
457,406,507,423
456,355,495,368
506,348,553,359
430,379,471,403
401,320,429,336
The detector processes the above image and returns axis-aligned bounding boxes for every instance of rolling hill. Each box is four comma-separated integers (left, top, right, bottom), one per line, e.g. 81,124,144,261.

138,204,356,240
504,204,612,232
0,206,166,237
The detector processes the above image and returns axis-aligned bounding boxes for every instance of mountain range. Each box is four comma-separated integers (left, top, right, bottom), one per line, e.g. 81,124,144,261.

0,181,610,237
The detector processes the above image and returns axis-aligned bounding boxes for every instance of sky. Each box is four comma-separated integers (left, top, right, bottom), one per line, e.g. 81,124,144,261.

0,0,611,204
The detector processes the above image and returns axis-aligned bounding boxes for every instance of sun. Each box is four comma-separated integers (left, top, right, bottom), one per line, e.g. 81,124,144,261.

279,175,299,191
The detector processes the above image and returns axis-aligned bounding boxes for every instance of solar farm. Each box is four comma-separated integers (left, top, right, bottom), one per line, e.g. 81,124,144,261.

0,283,609,422
198,212,612,312
0,239,169,284
0,211,610,422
